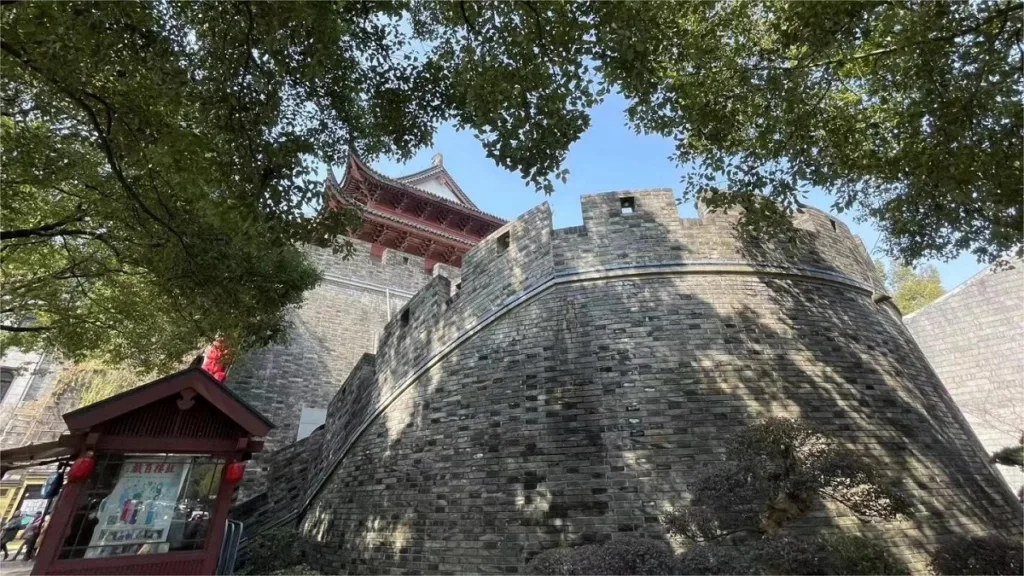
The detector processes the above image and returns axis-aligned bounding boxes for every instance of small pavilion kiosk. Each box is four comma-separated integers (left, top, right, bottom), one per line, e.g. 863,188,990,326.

30,367,272,575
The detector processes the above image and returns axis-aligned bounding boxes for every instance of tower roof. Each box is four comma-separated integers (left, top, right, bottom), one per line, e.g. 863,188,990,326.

324,153,506,268
392,154,478,209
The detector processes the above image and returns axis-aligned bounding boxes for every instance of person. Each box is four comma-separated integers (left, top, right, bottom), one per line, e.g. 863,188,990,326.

180,513,206,551
65,501,100,559
20,512,43,561
1,513,23,560
34,515,51,559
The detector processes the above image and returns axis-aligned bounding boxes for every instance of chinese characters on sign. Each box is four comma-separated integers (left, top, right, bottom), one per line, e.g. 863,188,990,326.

86,457,190,557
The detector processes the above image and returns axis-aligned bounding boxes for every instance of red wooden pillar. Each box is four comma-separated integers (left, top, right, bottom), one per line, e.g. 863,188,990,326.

31,476,85,575
200,458,239,575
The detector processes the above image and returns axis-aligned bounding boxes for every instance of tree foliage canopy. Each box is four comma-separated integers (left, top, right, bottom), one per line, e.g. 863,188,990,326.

428,0,1023,262
991,444,1024,468
51,360,148,409
589,0,1023,263
874,259,946,314
3,1,1020,368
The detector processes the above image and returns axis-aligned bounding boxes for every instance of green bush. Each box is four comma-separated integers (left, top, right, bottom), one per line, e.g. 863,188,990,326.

676,543,761,575
929,535,1023,575
526,537,678,575
526,547,579,575
237,526,305,575
268,565,321,575
822,534,911,575
760,535,909,575
663,418,912,543
674,535,910,575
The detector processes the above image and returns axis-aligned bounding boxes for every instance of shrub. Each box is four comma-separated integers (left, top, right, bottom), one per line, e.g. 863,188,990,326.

268,565,321,575
674,535,909,575
929,535,1023,575
664,418,912,542
526,547,579,575
760,535,909,575
526,537,677,575
676,543,761,575
237,526,304,575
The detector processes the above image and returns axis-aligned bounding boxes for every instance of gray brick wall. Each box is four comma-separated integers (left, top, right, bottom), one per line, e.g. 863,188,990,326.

283,191,1019,574
231,428,324,535
904,261,1024,494
226,240,450,494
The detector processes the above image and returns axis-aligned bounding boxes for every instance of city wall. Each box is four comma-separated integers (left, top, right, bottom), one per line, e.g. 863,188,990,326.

259,190,1018,573
226,239,454,495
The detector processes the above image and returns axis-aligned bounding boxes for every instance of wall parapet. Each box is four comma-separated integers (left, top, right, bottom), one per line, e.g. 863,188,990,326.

294,190,896,514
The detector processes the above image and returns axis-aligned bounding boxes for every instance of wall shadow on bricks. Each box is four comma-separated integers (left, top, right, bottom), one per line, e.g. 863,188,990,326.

723,224,1022,564
290,196,1021,575
503,214,1013,570
513,208,1020,570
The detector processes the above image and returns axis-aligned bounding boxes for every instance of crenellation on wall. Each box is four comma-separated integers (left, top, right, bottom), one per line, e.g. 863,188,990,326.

307,353,378,495
431,262,462,295
361,199,554,449
458,202,555,313
793,205,850,234
233,191,1023,574
581,189,681,232
553,190,885,293
375,275,454,398
371,201,560,381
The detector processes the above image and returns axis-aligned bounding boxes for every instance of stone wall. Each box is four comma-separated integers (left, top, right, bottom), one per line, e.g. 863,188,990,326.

904,261,1024,494
288,190,1019,574
232,428,325,536
225,240,452,494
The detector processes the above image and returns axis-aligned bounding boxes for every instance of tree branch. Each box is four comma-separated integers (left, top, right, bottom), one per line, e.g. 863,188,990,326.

814,488,890,523
786,2,1024,71
0,324,51,332
680,524,760,543
459,1,476,35
0,211,84,240
0,40,199,268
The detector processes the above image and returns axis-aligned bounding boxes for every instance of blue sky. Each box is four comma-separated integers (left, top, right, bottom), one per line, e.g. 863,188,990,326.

366,94,983,290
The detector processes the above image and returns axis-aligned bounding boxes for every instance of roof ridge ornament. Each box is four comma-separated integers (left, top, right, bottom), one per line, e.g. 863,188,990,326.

432,153,443,167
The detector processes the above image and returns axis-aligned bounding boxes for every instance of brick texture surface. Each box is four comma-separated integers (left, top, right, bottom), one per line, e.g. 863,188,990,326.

225,240,451,495
268,190,1020,574
904,261,1024,494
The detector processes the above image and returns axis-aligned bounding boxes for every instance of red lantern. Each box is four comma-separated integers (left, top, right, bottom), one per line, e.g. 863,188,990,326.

224,462,245,485
67,455,96,483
